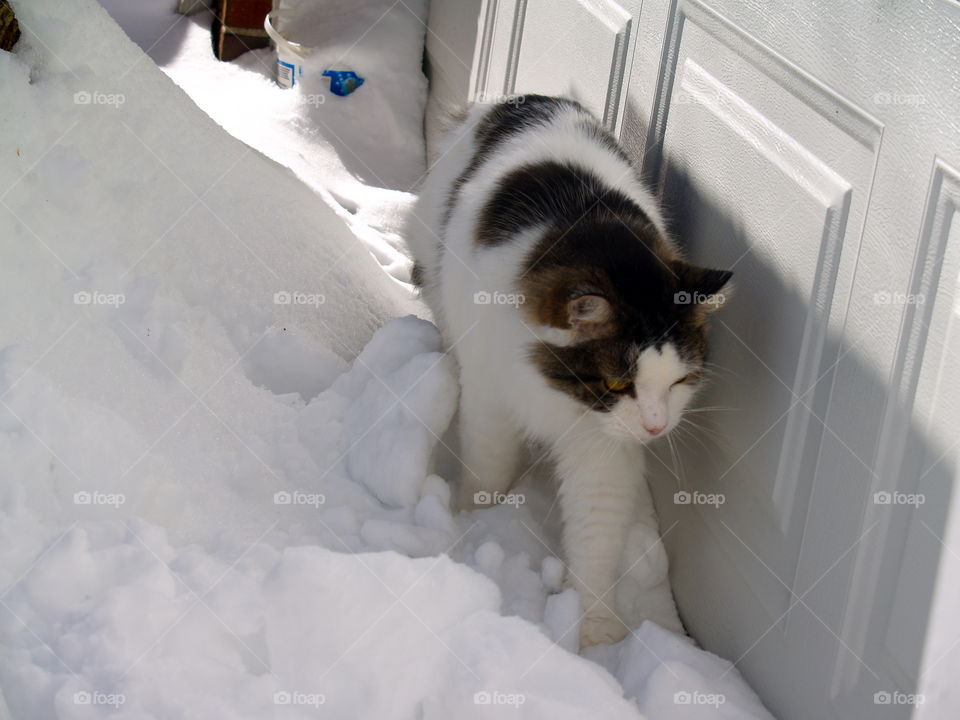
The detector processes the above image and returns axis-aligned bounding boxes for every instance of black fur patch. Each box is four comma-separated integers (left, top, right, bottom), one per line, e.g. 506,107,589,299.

440,95,586,232
475,161,648,247
411,261,425,288
529,338,638,412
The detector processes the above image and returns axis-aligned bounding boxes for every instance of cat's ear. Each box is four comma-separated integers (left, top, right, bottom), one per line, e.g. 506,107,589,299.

692,267,733,297
566,294,614,340
674,263,733,315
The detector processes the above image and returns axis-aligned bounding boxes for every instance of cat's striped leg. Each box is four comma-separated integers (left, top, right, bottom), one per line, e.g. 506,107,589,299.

555,432,643,647
456,377,521,510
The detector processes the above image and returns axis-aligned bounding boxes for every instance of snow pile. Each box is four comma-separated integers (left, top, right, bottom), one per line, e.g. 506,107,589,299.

264,547,639,719
98,0,429,284
337,318,458,508
0,0,774,717
589,623,777,719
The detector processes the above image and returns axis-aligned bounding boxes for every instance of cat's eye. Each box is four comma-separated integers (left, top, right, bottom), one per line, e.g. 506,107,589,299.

603,378,632,393
671,373,698,387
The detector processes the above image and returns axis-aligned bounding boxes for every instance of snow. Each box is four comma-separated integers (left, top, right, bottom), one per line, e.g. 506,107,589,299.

0,0,774,717
339,317,459,508
98,0,429,286
587,623,777,718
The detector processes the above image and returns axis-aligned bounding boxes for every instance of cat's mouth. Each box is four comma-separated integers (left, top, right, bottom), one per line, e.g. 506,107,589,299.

600,414,674,444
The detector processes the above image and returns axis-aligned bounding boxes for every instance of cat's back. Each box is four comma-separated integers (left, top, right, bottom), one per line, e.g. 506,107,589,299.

412,95,590,236
408,95,667,313
407,96,585,290
445,96,664,249
450,96,623,213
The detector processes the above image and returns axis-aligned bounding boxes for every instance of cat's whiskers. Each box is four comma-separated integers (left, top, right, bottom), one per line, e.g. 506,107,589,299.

672,421,713,455
666,432,686,483
679,413,727,439
670,429,716,472
683,405,738,414
673,416,728,466
699,361,741,381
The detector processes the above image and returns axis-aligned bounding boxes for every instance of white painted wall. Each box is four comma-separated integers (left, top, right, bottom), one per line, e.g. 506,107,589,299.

421,0,485,157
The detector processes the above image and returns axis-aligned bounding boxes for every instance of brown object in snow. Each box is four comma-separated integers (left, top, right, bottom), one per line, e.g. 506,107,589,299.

0,0,20,52
213,0,273,61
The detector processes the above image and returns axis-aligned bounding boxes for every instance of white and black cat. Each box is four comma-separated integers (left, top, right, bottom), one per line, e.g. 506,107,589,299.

406,95,732,647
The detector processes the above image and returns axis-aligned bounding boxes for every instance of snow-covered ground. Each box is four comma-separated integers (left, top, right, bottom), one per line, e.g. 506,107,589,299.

0,0,773,717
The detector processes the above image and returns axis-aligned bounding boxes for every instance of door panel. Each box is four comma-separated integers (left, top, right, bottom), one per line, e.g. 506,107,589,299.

828,160,960,716
509,0,633,129
470,0,960,717
648,4,881,627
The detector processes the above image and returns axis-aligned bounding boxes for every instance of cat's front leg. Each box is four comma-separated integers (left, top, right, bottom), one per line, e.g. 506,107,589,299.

456,375,521,510
555,431,643,647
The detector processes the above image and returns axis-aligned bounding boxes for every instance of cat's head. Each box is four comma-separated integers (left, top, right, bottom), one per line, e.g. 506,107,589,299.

521,220,732,444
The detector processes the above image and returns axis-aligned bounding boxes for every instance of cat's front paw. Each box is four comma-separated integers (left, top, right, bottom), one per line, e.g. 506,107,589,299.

579,611,629,648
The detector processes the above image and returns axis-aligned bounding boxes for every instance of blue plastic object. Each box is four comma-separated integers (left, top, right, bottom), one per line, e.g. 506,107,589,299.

322,70,365,97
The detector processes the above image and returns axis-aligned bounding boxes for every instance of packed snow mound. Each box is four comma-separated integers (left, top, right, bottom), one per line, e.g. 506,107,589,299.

264,547,640,719
0,299,647,719
0,521,641,719
2,1,415,359
339,317,459,508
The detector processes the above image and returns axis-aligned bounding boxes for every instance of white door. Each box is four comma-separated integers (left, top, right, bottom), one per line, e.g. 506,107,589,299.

469,1,960,717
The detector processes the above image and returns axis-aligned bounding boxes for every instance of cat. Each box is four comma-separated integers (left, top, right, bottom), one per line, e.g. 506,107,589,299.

405,95,732,647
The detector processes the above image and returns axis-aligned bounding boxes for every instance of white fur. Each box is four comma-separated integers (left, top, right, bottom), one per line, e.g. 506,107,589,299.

407,102,689,647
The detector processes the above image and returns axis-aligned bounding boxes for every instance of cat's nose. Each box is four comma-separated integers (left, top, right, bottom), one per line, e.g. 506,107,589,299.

644,423,665,436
